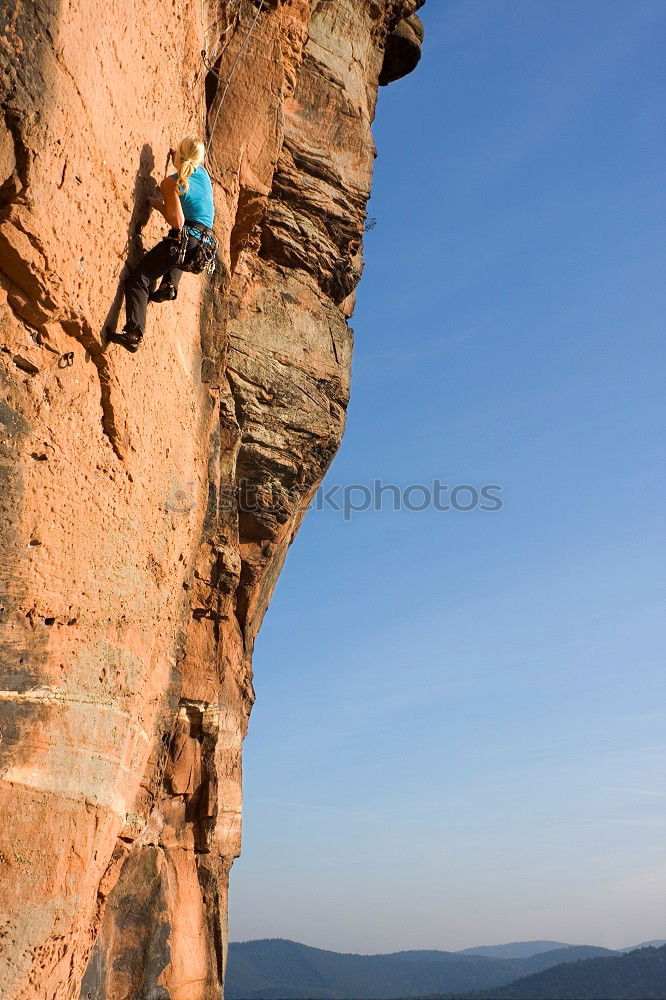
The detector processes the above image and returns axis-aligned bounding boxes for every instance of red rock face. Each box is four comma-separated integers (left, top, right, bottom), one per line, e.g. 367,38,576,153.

0,1,424,997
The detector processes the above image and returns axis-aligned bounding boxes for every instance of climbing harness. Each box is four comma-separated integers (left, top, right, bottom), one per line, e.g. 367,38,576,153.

204,0,266,156
170,224,219,275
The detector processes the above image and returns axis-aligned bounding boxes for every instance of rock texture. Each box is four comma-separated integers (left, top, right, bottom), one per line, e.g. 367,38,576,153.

0,1,424,997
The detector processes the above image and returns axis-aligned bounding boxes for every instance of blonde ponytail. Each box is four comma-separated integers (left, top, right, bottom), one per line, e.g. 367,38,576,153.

174,136,205,193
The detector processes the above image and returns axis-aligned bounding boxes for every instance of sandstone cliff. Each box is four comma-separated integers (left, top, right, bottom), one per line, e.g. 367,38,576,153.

0,2,424,997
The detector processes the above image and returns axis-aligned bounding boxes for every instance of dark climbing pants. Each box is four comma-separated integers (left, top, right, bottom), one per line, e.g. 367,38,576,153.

124,231,199,335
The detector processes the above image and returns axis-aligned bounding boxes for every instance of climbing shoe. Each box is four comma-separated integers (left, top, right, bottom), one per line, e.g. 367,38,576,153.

149,282,177,303
108,326,143,353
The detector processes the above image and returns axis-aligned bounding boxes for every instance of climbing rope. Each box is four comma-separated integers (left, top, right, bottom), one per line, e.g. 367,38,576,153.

199,0,208,132
204,0,266,156
201,0,235,52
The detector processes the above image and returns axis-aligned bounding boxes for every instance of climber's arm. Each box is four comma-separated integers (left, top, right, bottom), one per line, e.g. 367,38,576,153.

152,176,185,230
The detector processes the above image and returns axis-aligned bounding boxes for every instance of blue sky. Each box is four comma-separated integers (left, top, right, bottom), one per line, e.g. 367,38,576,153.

229,0,666,952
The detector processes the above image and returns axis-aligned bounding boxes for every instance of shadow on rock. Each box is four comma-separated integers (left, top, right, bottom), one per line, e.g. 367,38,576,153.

102,143,159,341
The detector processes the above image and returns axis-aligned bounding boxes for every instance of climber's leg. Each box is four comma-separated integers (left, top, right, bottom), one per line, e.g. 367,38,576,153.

170,267,184,293
149,267,182,303
123,237,178,337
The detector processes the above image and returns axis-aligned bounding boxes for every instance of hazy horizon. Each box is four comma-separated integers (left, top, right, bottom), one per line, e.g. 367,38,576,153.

228,0,666,953
226,936,666,954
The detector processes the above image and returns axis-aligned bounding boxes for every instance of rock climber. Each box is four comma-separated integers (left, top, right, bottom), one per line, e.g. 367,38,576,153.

113,136,216,353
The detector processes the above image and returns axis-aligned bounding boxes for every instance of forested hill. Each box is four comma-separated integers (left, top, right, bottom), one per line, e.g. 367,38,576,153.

225,939,613,999
442,944,666,1000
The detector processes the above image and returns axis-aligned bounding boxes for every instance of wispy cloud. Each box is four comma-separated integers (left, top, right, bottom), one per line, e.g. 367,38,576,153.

607,819,666,827
357,307,506,367
608,787,666,799
255,798,382,820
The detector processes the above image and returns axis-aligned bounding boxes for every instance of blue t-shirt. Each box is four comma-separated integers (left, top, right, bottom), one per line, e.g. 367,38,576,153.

172,166,215,228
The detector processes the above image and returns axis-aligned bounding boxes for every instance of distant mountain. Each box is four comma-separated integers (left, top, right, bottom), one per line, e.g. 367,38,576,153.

623,939,666,951
441,944,666,999
456,941,570,959
495,946,617,975
225,939,614,999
